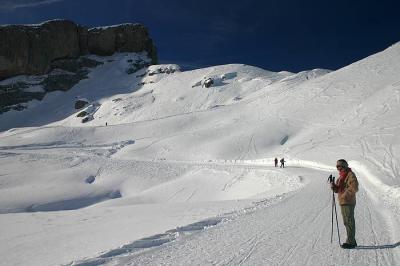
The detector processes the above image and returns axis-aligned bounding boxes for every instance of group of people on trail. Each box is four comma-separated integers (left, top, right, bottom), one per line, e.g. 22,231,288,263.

274,157,285,168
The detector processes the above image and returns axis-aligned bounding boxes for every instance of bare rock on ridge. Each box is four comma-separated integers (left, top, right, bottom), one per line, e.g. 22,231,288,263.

0,20,158,81
88,24,157,63
0,20,81,80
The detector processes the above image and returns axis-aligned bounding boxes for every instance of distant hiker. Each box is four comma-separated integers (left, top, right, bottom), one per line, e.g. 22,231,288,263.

280,158,285,168
106,122,108,126
274,158,278,167
331,159,359,249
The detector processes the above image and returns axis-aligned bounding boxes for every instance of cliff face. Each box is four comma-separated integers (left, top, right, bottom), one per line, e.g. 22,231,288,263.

0,20,157,80
88,24,157,60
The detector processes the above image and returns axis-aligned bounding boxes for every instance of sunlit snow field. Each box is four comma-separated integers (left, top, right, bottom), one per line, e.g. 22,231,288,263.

1,43,400,265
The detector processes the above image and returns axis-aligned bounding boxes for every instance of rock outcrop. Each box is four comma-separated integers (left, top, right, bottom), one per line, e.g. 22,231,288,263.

88,24,157,61
0,20,81,80
0,20,157,81
0,56,103,114
74,99,89,110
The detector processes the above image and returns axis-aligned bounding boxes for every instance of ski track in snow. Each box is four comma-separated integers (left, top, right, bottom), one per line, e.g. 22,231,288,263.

68,165,400,266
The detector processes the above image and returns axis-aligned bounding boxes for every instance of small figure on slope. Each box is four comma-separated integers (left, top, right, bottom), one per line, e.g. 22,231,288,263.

280,158,285,168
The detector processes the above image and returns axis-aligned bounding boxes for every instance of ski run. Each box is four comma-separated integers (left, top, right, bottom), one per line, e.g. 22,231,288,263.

1,43,400,265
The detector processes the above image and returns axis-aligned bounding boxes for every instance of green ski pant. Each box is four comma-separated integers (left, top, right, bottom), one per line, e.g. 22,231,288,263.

340,204,356,245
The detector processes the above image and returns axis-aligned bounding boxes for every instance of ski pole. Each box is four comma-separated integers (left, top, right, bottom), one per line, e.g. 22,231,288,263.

333,192,341,245
331,190,334,243
328,174,341,245
328,175,335,243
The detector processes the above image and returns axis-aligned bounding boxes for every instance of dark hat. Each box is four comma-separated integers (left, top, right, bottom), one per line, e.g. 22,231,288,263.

336,159,348,168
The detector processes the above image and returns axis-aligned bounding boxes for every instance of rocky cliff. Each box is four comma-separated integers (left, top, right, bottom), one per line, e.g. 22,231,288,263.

0,20,157,80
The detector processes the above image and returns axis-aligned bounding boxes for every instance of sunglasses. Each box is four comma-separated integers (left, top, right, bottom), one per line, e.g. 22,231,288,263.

336,166,344,170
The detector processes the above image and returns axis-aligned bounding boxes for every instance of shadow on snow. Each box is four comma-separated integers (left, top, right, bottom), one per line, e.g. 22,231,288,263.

69,218,223,266
355,241,400,250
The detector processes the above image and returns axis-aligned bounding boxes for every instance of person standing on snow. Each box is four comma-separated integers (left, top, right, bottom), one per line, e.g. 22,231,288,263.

280,158,285,168
331,159,359,249
274,158,278,167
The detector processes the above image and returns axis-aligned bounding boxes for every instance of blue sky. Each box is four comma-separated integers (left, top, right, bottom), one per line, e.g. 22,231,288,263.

1,0,399,72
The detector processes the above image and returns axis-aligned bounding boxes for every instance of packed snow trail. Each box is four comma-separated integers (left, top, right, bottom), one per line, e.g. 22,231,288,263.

72,166,400,266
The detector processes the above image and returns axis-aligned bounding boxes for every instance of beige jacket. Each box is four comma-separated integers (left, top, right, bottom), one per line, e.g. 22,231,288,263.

333,171,359,205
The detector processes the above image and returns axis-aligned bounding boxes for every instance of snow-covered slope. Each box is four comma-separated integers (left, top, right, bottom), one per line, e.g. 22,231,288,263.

0,43,400,266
